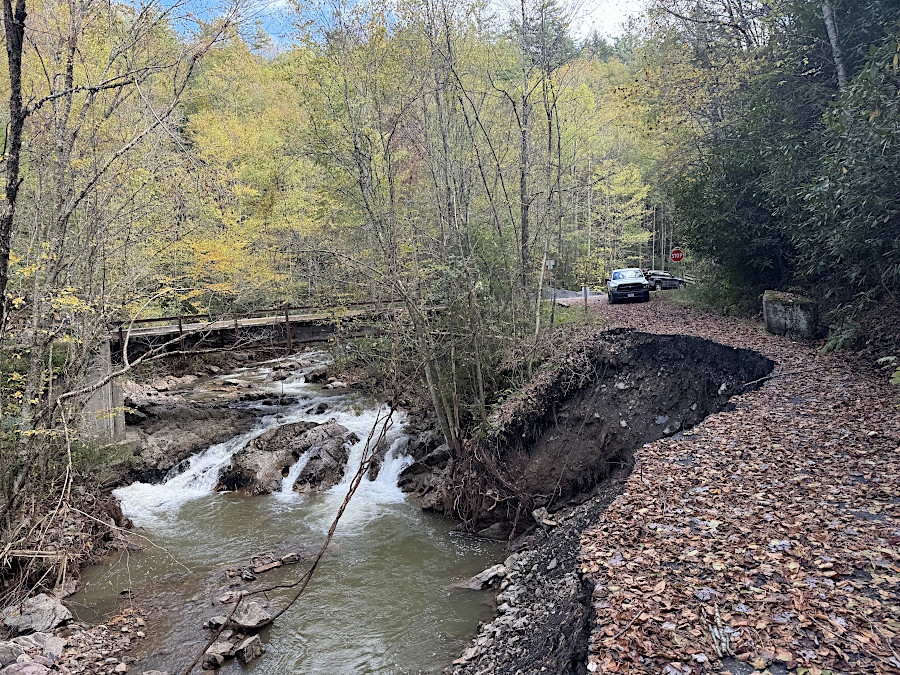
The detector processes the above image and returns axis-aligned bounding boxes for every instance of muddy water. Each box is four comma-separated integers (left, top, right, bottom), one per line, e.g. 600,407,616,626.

70,356,501,674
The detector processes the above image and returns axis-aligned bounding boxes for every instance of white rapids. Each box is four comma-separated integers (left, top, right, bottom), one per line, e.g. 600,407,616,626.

114,354,413,532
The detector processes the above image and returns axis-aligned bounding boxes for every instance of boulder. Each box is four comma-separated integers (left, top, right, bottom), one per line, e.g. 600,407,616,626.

201,653,224,670
251,561,281,574
304,367,328,383
250,552,277,567
11,633,66,659
0,665,50,675
264,368,292,382
238,390,271,402
52,579,78,599
475,522,510,541
0,643,24,668
0,594,71,633
226,602,272,631
206,642,236,658
123,380,170,406
215,421,319,494
134,404,256,474
397,446,452,512
235,636,265,665
457,564,506,590
217,591,248,605
218,422,351,495
288,423,351,493
204,616,227,630
762,290,819,340
404,425,442,461
365,439,390,480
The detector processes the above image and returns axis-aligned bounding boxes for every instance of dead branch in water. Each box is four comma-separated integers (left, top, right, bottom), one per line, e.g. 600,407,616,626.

181,401,399,675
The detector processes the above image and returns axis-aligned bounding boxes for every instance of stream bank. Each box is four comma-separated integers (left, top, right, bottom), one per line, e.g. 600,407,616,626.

399,328,774,535
437,325,775,674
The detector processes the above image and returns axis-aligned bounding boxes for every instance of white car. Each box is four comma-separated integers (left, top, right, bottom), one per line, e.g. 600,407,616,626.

607,268,651,304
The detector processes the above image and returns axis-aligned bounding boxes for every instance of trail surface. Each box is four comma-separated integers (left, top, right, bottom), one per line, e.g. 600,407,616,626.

575,296,900,674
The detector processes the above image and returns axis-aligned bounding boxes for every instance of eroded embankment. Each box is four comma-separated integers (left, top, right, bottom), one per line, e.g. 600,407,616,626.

436,329,774,675
402,328,774,535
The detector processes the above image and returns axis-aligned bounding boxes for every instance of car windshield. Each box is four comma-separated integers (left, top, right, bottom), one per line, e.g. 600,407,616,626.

612,270,643,280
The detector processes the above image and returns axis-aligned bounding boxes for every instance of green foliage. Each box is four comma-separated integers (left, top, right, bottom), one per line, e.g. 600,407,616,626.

822,319,862,352
876,356,900,385
797,29,900,298
510,0,577,70
539,301,603,327
649,3,900,331
667,273,748,316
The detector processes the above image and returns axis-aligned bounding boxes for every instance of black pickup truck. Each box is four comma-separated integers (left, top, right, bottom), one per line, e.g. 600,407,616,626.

644,270,686,290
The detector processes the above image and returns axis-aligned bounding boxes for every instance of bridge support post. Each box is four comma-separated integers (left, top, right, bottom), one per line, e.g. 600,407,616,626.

285,311,292,353
79,340,126,447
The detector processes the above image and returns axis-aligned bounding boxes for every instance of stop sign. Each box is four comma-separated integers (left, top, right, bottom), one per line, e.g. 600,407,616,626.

670,248,684,263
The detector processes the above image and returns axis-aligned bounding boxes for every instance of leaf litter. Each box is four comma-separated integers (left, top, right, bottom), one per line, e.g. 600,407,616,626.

576,297,900,675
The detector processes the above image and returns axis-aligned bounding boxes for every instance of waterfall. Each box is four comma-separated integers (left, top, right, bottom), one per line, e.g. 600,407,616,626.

114,354,411,527
274,450,315,501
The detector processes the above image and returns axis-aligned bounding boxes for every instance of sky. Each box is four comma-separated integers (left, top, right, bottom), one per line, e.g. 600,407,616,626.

247,0,644,48
561,0,644,40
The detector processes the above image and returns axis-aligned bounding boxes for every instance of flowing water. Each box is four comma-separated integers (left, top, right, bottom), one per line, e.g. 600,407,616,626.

69,355,501,674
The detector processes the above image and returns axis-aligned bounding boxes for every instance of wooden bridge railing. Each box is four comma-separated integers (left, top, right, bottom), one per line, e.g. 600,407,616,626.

108,299,403,354
107,299,401,332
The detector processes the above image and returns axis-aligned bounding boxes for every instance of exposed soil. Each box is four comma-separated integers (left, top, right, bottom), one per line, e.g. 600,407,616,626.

487,330,772,513
401,329,773,538
443,320,774,674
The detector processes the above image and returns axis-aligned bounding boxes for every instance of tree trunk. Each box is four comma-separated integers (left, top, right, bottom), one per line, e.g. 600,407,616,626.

0,0,28,330
519,99,530,288
518,0,530,289
821,0,847,85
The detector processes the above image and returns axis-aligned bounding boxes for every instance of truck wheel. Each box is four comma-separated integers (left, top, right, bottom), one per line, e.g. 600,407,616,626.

655,282,661,291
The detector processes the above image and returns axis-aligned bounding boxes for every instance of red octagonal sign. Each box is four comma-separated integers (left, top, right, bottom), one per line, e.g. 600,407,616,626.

670,248,684,263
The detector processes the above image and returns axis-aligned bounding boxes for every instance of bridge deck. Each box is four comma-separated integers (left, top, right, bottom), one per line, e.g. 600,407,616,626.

111,308,383,341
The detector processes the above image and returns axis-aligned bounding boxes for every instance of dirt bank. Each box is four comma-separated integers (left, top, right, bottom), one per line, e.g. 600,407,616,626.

401,328,773,535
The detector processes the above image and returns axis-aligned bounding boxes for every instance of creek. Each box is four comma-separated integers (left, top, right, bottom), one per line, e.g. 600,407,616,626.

69,355,501,674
